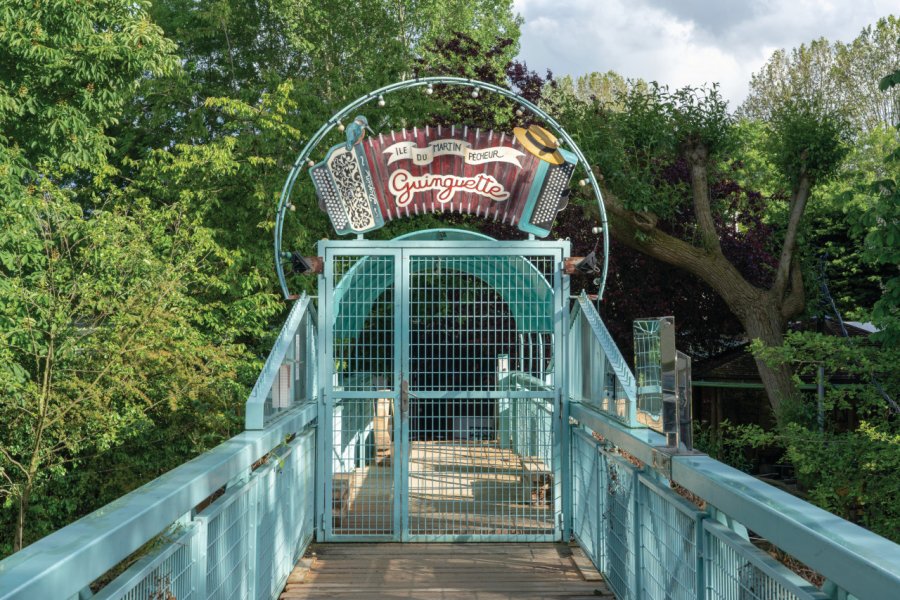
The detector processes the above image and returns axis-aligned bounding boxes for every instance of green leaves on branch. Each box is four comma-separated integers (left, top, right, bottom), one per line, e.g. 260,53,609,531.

0,0,178,177
767,98,850,188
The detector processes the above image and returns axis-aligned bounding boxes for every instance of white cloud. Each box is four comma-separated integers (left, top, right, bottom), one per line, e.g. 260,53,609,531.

514,0,898,108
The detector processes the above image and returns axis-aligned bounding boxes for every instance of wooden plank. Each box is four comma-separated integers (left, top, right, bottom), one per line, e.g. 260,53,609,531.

569,546,604,581
281,543,615,600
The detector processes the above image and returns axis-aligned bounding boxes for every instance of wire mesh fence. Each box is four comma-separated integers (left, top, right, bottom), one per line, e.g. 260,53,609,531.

93,424,316,600
324,249,563,540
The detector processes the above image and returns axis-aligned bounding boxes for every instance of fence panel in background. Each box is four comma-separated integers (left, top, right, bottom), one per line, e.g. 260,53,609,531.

601,449,640,600
571,428,603,569
197,483,253,600
254,430,316,600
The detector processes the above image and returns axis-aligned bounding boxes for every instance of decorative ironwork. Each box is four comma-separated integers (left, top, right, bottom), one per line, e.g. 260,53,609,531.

273,76,610,301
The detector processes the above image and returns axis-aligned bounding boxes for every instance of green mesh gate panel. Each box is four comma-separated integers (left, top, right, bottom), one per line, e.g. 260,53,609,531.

327,255,398,539
319,236,569,542
405,255,556,539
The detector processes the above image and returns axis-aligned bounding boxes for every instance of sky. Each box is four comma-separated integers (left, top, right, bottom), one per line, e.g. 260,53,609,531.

513,0,897,110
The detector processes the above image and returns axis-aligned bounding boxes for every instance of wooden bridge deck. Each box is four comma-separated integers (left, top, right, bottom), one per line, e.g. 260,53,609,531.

280,543,613,599
333,441,555,536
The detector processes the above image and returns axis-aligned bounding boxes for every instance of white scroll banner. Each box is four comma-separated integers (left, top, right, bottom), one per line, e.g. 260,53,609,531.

383,138,525,167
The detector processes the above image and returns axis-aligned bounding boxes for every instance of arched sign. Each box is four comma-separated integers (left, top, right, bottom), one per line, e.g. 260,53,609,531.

274,76,610,300
311,123,575,238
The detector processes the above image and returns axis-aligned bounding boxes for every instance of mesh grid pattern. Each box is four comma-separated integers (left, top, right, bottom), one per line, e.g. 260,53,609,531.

704,521,827,600
330,397,395,536
204,488,251,600
332,255,395,392
569,307,629,422
407,398,555,537
408,255,555,392
96,527,197,600
325,250,562,540
263,309,317,424
639,477,699,600
572,429,603,567
603,450,638,600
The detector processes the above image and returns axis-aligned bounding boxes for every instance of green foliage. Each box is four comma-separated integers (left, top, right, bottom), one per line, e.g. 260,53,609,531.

744,331,900,541
693,420,775,473
0,0,527,556
741,17,900,132
0,179,257,550
781,421,900,540
0,0,177,177
560,83,733,218
801,127,900,326
767,98,850,188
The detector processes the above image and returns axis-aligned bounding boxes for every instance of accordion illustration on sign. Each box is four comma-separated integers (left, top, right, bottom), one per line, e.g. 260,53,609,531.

310,121,576,237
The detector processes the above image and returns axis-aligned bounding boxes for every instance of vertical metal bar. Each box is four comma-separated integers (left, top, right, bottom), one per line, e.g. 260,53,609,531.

558,247,572,541
320,250,334,541
191,513,208,600
695,510,706,600
633,466,643,600
399,249,411,541
246,473,259,600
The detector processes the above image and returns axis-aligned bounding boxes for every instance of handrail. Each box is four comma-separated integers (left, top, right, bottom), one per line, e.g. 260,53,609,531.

0,402,317,600
245,293,314,429
570,401,900,599
574,291,637,402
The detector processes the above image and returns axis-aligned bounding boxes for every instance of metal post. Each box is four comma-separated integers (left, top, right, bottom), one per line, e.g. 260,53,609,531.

817,365,825,433
191,515,208,600
632,468,643,600
246,473,259,600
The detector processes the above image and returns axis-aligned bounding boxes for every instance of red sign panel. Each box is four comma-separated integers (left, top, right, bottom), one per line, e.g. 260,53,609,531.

311,122,575,237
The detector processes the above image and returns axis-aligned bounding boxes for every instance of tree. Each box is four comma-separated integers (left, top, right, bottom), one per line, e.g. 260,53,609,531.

740,16,900,132
552,71,648,107
0,0,177,181
558,85,849,413
0,182,249,551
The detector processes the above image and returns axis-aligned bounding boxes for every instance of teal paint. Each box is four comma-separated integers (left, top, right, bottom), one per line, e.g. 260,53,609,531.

318,233,568,542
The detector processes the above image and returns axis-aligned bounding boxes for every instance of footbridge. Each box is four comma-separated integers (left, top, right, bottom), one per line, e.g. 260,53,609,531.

1,77,898,600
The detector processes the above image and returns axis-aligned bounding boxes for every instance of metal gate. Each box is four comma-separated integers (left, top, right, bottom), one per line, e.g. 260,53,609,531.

317,233,569,541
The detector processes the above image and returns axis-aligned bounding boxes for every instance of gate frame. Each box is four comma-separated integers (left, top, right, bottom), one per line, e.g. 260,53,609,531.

315,232,571,542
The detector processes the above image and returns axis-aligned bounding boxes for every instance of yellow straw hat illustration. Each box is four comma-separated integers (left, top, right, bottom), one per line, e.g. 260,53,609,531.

513,124,565,165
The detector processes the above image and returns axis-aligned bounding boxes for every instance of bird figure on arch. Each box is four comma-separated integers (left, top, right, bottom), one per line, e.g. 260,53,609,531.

345,115,374,149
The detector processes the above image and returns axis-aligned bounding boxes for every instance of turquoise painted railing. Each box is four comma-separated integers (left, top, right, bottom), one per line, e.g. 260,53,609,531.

0,402,316,600
245,293,318,430
567,296,900,600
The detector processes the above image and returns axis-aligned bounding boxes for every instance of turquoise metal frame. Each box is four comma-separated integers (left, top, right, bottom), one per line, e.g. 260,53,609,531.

273,76,610,302
316,231,570,542
566,295,900,600
0,402,317,600
2,262,900,598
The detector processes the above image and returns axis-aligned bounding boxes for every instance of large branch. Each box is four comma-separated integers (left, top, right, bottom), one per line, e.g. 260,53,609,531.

601,184,761,314
773,173,811,299
685,144,722,253
780,256,806,322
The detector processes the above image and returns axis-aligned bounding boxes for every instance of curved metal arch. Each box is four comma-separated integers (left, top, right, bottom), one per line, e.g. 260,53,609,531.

275,76,609,300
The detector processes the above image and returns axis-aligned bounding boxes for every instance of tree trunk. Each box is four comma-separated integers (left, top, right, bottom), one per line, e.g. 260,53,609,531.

14,482,32,552
736,301,797,416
